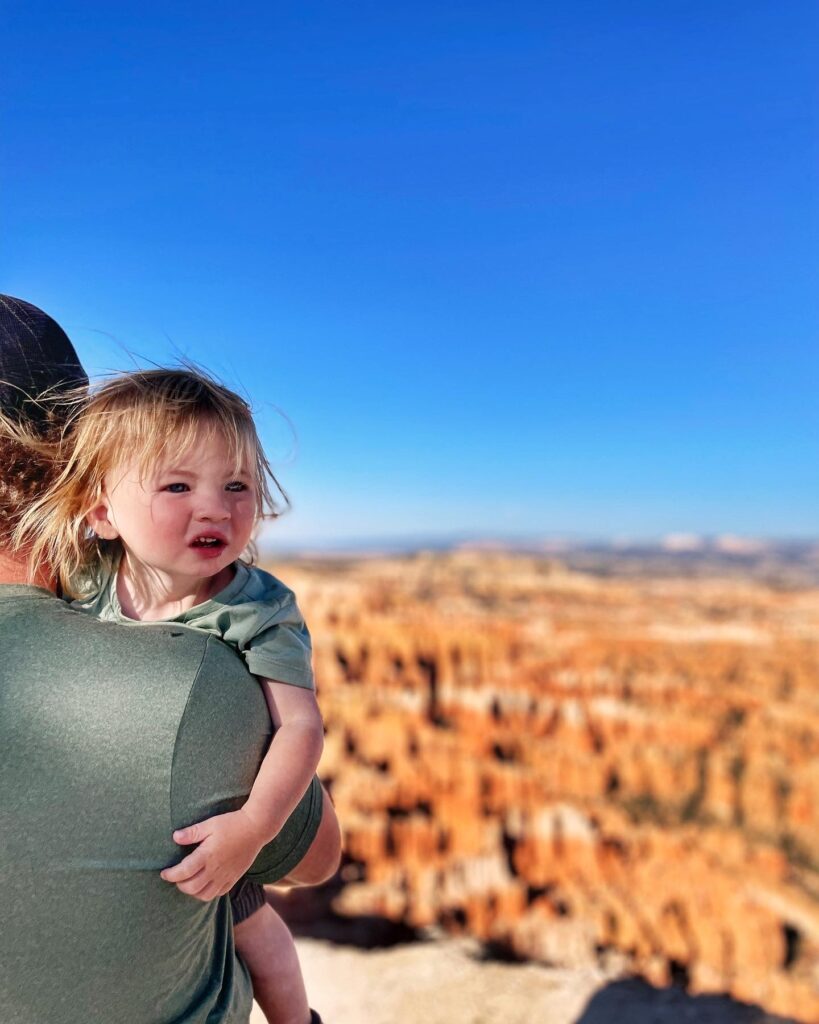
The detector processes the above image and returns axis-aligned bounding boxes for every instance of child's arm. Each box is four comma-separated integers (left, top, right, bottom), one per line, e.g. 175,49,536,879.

243,680,325,839
161,681,324,900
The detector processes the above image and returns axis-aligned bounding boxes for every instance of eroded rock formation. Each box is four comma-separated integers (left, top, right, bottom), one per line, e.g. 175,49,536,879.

268,551,819,1022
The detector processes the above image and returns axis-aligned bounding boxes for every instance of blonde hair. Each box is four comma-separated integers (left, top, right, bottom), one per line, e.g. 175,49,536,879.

16,367,288,597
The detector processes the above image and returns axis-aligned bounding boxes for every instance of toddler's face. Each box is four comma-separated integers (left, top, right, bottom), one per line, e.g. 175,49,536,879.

88,426,257,584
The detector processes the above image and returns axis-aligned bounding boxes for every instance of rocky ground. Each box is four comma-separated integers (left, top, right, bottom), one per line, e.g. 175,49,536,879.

251,936,797,1024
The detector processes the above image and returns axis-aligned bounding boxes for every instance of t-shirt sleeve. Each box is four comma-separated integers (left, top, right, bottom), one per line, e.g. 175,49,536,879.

245,775,324,883
242,590,315,690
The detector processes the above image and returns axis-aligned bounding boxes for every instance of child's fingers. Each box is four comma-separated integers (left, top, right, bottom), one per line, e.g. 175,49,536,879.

173,868,211,897
173,821,208,845
189,881,222,903
161,848,207,883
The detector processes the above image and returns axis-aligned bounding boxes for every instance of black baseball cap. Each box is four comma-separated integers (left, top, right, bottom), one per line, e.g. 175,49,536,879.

0,294,88,425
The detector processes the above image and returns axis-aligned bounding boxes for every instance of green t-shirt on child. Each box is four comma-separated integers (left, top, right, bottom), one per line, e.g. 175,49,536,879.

73,560,315,690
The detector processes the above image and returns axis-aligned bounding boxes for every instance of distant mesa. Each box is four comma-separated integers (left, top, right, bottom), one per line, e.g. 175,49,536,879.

661,533,705,552
262,532,819,587
713,534,768,556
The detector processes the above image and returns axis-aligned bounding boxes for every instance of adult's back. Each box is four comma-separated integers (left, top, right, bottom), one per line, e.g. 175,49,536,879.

0,585,322,1024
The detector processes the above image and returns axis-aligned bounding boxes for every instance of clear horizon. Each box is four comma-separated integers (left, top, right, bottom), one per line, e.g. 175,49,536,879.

5,2,817,540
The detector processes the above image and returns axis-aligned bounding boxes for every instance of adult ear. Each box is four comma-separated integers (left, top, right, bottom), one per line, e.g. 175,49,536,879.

85,500,119,540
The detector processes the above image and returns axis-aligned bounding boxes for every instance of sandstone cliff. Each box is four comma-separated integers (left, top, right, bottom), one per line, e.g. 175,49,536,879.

267,551,819,1022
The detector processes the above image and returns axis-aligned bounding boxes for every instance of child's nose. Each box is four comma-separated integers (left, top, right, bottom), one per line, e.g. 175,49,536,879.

196,493,231,521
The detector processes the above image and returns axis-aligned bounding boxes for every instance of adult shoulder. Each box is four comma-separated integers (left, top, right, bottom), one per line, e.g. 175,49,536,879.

170,633,271,832
169,632,324,883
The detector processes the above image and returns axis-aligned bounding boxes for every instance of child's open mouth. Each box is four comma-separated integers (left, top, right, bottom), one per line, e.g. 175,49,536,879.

190,535,228,556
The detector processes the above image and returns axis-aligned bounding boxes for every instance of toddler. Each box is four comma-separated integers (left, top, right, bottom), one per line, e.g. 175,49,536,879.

21,367,328,1024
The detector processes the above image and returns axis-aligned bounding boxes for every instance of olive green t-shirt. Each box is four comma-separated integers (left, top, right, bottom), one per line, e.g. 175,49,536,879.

0,585,322,1024
73,561,315,689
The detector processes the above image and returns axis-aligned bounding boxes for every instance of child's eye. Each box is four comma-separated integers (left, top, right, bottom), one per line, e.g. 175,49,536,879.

225,481,249,492
163,482,189,493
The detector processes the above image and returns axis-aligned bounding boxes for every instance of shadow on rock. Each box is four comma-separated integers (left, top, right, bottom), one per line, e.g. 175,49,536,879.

266,885,424,949
286,910,423,949
576,978,798,1024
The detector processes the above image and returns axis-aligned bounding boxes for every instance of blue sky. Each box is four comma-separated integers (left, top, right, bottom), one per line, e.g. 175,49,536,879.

4,2,817,543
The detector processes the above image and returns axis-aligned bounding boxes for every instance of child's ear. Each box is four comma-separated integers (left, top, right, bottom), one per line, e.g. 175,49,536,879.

85,501,119,541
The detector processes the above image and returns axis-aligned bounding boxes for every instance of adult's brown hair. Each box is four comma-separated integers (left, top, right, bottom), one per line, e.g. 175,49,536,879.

0,295,87,547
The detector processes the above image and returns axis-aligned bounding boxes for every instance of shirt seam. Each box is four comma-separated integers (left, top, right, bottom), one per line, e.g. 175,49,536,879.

168,636,212,834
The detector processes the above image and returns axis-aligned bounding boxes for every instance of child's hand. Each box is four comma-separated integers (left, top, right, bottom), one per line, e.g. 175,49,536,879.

160,808,270,901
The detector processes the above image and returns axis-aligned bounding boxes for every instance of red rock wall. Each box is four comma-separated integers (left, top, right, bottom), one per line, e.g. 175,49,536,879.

269,552,819,1022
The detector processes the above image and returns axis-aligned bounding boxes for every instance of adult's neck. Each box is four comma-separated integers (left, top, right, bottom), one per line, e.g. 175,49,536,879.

0,547,56,591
